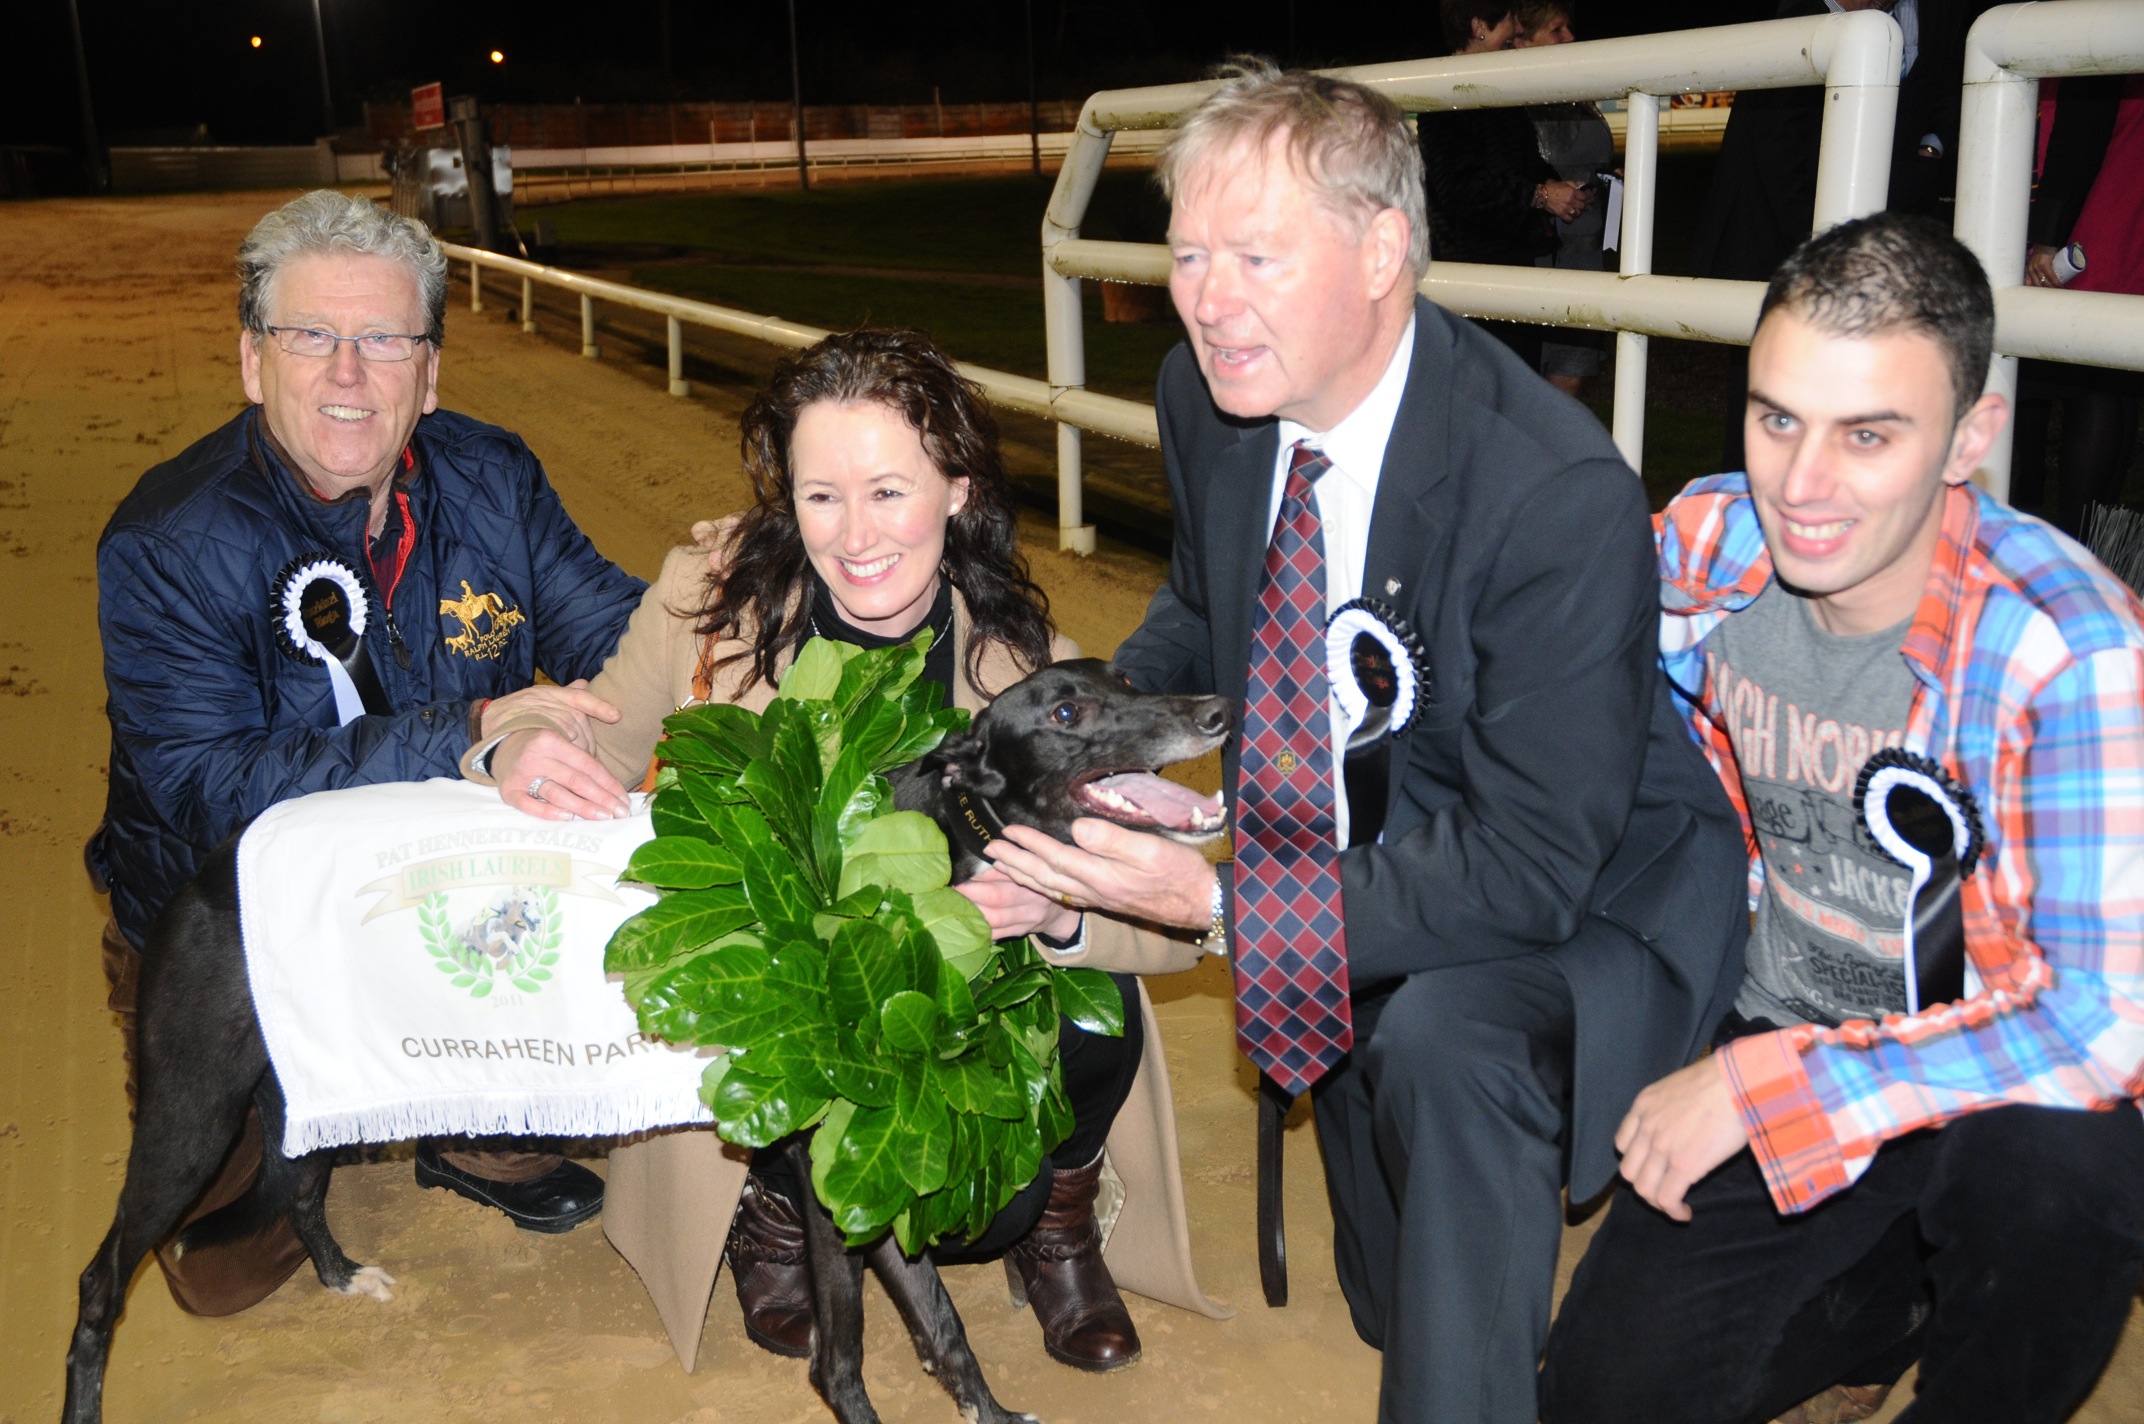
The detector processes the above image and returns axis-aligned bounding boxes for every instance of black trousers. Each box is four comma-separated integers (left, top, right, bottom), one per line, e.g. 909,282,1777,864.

757,971,1144,1259
1313,950,1577,1424
1541,1102,2144,1424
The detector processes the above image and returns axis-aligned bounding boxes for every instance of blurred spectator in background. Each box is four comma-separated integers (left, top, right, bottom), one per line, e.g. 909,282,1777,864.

1419,0,1591,367
1516,0,1614,397
2010,74,2144,536
1692,0,1983,470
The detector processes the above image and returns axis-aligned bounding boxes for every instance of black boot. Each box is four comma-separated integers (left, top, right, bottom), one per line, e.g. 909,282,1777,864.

728,1174,814,1359
1004,1153,1141,1371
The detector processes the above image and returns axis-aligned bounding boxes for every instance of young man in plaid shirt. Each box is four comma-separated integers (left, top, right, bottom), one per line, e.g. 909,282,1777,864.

1542,213,2144,1423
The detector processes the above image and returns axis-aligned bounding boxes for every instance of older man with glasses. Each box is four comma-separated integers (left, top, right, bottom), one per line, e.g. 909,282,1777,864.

91,189,646,1316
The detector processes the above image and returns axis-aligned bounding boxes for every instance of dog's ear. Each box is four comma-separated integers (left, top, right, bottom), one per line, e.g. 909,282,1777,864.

919,730,1007,799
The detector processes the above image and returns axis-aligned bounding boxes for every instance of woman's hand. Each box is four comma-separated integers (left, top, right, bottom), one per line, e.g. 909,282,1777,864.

1534,180,1592,223
984,820,1218,932
489,728,632,822
480,678,620,752
2025,244,2062,288
956,864,1084,942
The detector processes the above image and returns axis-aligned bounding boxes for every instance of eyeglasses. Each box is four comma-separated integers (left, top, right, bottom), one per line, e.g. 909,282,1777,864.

263,326,432,362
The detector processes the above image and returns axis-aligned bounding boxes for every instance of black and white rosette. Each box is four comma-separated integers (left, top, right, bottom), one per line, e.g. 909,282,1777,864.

1853,747,1986,1014
1325,598,1429,848
273,555,389,726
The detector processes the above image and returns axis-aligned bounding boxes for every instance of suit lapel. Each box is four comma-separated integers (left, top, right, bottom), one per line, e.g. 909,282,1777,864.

1207,424,1279,701
1361,301,1452,607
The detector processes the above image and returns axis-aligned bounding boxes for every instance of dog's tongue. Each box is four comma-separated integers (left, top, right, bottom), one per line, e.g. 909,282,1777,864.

1085,772,1225,832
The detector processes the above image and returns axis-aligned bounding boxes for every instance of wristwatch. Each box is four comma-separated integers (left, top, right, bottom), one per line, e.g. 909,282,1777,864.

1194,873,1228,956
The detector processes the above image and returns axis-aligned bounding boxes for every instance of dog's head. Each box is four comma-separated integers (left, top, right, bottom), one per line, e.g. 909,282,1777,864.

917,658,1233,846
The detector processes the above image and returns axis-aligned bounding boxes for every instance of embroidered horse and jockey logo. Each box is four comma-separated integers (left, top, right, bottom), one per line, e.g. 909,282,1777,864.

439,580,525,660
418,885,562,998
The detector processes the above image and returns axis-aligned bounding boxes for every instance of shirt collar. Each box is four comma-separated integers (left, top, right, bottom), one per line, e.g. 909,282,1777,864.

1276,314,1416,491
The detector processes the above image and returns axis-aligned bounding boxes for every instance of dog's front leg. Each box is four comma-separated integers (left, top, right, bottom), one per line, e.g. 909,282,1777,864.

864,1237,1041,1424
784,1139,881,1424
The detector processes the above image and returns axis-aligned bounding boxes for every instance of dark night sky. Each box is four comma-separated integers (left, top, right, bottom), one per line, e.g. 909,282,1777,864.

6,0,1773,151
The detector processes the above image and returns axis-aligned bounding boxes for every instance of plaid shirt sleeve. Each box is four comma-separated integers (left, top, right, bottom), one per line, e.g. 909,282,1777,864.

1721,641,2144,1213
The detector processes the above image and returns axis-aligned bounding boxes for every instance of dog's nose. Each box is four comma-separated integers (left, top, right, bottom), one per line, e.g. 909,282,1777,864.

1195,699,1234,737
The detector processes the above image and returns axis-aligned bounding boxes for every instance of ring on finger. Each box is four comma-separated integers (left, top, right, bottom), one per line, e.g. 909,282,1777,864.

527,775,550,803
1055,891,1076,909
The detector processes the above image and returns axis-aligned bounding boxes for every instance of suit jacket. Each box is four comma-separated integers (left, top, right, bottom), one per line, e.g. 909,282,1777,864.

465,522,1229,1370
1113,299,1750,1199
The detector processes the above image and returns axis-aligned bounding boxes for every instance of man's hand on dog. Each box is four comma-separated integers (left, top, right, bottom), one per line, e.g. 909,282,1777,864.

1613,1054,1750,1221
985,820,1216,931
484,681,631,821
956,865,1084,942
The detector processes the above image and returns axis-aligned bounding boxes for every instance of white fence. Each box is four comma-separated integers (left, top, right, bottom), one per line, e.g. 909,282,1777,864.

1038,10,1904,550
1954,0,2144,500
436,241,1139,447
441,5,2144,545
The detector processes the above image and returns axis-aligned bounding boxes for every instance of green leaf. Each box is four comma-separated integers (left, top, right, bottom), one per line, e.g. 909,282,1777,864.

621,836,743,890
1052,967,1126,1037
826,917,917,1024
711,1062,827,1148
663,701,769,770
833,633,928,715
934,953,979,1028
729,805,822,941
1036,1060,1076,1153
895,1111,952,1197
912,887,995,981
644,940,818,1048
816,1028,899,1107
778,636,850,703
816,1103,912,1242
836,812,952,899
973,967,1049,1013
680,769,749,830
604,886,754,973
649,786,714,840
879,990,942,1054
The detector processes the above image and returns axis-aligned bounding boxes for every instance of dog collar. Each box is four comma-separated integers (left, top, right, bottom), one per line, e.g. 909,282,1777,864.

947,786,1006,862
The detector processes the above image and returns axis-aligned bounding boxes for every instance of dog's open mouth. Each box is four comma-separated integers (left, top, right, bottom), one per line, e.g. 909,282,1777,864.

1074,771,1226,839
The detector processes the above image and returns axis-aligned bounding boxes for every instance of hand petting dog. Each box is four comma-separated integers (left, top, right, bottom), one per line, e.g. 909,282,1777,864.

986,819,1219,933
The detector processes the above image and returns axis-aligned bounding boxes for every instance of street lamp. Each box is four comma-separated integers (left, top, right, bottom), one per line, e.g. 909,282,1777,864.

788,0,809,191
306,0,336,136
64,0,105,191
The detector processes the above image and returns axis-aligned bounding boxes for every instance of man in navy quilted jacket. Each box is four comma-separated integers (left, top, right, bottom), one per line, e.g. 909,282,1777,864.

92,190,646,1314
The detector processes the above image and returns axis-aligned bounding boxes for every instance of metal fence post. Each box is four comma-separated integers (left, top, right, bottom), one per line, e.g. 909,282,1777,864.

1953,4,2044,502
1039,113,1113,556
668,315,690,396
1809,9,1903,229
469,258,483,313
521,276,537,334
1611,91,1658,476
581,294,599,358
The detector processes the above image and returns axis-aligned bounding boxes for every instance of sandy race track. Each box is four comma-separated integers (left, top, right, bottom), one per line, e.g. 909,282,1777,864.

1,190,2138,1424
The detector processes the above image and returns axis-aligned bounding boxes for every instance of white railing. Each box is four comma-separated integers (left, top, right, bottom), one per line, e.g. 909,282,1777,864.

437,241,1153,446
1953,0,2144,501
1038,12,1904,551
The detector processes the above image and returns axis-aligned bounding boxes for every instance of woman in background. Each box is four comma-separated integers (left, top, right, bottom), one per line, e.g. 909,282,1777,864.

1516,0,1616,398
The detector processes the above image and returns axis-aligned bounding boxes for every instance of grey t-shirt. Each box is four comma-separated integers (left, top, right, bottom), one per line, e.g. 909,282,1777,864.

1706,580,1918,1028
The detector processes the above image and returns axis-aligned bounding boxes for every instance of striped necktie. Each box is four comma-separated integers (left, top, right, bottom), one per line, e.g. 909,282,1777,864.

1231,441,1353,1096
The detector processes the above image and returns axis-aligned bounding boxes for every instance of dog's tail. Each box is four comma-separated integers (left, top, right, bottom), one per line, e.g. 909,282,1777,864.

170,1122,302,1259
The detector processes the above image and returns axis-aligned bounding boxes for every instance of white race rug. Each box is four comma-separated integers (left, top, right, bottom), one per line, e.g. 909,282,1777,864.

237,778,713,1157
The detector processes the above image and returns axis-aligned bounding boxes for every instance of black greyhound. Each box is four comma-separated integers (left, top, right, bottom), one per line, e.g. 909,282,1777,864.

63,658,1231,1424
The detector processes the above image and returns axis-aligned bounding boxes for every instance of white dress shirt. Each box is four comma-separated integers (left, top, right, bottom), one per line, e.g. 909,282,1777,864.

1265,315,1415,848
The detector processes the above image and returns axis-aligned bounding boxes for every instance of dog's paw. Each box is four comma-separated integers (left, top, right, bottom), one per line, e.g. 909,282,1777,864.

335,1265,397,1302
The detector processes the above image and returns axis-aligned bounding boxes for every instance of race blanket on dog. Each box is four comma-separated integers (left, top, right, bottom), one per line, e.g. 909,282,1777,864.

238,778,714,1157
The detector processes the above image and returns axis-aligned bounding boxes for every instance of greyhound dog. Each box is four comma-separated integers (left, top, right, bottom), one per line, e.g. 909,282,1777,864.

62,658,1231,1424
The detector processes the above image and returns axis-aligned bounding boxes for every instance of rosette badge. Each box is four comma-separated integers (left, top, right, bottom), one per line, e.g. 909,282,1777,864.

273,555,389,724
1854,748,1986,1014
1325,598,1428,848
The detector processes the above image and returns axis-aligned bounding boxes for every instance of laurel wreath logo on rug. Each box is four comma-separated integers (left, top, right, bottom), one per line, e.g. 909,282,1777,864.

420,885,564,998
605,630,1124,1253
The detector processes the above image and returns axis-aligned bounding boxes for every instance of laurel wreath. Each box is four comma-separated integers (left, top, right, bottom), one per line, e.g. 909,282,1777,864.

419,885,564,999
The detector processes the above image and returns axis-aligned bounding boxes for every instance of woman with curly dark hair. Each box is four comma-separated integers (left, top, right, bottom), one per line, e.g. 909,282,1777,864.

461,327,1223,1374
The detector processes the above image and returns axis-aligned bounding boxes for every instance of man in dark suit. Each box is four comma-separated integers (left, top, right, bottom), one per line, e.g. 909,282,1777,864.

982,61,1749,1424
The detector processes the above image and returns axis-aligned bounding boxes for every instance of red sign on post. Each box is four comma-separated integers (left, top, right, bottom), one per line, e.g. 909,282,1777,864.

411,83,446,132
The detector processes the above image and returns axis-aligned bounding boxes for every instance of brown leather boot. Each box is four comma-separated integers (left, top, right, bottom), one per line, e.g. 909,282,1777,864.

726,1175,813,1359
1004,1153,1141,1372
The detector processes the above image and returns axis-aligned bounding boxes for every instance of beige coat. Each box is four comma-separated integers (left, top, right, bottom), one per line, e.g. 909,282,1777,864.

465,521,1229,1369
